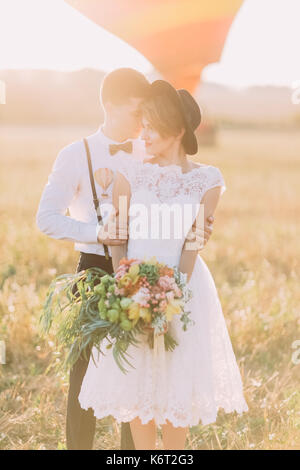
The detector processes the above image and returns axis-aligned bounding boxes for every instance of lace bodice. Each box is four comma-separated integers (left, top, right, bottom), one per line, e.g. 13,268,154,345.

114,154,226,266
115,157,226,204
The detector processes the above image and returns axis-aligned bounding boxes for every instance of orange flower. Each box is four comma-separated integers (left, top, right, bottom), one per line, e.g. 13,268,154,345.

159,266,174,277
127,280,143,296
119,258,139,267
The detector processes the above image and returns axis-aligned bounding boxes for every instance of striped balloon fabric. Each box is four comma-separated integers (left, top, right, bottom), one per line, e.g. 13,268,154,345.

65,0,243,91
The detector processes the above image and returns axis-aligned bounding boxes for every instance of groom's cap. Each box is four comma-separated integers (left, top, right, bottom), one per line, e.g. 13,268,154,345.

149,80,201,155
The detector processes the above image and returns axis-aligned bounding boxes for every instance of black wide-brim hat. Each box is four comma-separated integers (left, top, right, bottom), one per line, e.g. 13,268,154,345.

149,80,202,155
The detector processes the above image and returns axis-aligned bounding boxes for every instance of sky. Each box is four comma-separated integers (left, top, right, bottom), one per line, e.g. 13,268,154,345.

203,0,300,88
0,0,300,89
0,0,153,73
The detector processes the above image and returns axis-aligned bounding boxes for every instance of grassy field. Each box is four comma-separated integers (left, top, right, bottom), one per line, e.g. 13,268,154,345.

0,125,299,450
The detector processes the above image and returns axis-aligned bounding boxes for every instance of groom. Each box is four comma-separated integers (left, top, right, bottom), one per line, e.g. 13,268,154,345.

36,67,215,450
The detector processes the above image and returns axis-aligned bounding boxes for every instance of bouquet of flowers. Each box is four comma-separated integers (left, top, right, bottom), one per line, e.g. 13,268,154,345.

40,256,194,374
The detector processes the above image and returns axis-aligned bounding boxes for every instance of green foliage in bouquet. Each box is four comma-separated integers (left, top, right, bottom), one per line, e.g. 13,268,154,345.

40,267,145,374
138,263,160,285
39,257,194,375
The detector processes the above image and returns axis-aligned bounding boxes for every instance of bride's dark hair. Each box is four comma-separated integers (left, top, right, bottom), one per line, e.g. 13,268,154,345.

141,93,185,138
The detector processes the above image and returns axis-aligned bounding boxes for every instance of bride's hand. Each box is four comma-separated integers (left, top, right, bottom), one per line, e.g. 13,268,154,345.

143,324,168,335
143,324,154,333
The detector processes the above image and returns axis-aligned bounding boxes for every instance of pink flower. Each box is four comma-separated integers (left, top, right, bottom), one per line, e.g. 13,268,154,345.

158,275,176,291
132,287,151,307
174,286,182,298
129,259,142,266
115,286,126,296
115,265,128,280
115,270,124,279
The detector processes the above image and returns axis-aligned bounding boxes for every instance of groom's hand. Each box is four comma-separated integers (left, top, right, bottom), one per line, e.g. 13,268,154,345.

97,224,127,246
97,213,128,246
203,215,214,245
186,214,214,249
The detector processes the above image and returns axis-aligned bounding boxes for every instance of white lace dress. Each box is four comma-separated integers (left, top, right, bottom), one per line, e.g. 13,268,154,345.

78,157,248,428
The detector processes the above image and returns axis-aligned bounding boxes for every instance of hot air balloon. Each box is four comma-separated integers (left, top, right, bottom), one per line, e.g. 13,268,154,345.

64,0,243,92
94,167,114,198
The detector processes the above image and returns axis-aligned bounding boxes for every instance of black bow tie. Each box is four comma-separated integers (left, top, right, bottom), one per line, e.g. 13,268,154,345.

109,141,133,156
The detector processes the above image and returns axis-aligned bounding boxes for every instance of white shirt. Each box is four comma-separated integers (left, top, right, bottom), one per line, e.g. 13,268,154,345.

36,126,147,257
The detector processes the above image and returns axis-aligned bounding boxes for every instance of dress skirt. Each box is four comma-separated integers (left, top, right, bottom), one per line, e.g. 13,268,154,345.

78,254,248,428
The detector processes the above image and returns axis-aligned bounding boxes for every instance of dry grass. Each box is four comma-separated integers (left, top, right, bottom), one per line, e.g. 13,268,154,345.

0,125,299,450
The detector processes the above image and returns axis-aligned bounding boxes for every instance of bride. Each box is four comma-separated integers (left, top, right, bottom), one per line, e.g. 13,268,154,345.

78,80,248,450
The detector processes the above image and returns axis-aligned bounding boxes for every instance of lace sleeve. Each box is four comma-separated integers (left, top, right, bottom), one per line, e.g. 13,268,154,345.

205,166,226,196
201,166,226,199
187,165,226,202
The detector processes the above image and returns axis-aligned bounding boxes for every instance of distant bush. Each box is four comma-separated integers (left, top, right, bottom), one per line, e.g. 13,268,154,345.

0,69,105,126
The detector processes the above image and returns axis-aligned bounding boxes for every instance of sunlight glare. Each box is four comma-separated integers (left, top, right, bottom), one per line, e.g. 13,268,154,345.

0,0,153,73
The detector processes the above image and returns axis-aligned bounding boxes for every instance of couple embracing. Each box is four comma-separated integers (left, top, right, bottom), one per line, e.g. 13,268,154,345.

36,68,248,450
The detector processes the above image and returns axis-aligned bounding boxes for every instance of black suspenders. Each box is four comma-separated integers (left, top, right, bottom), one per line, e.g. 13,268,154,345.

83,138,109,260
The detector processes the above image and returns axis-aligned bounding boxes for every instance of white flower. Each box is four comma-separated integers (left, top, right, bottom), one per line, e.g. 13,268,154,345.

152,316,167,334
132,287,151,306
166,291,174,302
179,271,188,285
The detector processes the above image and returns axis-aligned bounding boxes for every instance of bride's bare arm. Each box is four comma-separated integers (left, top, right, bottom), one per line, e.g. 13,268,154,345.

111,171,131,272
179,187,222,282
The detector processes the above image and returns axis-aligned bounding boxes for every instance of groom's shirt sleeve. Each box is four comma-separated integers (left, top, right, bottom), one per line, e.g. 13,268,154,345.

36,142,98,243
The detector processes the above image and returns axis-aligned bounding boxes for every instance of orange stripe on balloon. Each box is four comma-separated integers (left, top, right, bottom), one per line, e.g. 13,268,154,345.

65,0,242,41
110,0,243,41
137,17,234,69
136,17,235,91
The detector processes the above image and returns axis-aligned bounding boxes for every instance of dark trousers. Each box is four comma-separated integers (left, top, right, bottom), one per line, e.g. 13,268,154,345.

66,252,136,450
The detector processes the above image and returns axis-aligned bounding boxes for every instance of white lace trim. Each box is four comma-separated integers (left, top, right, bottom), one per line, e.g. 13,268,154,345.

79,399,249,428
